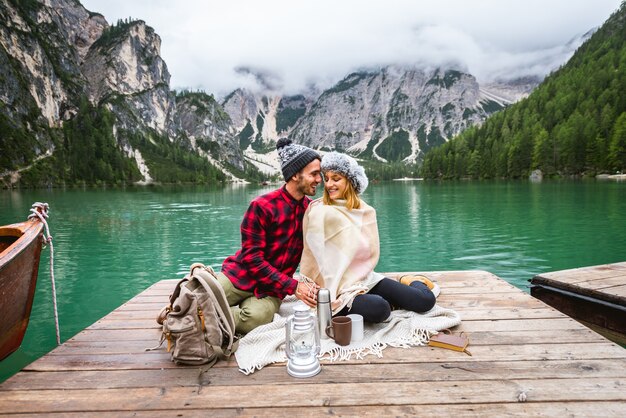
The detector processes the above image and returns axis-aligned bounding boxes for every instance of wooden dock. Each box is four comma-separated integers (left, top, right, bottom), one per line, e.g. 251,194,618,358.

531,262,626,345
1,270,626,416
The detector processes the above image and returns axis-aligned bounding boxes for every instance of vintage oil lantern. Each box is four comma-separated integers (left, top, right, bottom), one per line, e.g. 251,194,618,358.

285,303,321,378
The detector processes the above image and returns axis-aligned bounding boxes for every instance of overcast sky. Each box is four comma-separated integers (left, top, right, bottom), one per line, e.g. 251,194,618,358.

80,0,622,98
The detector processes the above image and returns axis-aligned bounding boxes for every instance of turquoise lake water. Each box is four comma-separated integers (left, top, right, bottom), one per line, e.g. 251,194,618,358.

1,179,625,381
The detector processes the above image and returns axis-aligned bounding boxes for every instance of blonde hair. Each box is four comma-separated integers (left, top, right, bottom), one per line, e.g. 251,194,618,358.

323,174,361,210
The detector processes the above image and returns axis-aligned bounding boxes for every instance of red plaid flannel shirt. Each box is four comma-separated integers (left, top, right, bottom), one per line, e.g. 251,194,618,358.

221,186,310,299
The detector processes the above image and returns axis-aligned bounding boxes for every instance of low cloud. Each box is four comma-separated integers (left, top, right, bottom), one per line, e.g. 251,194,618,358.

81,0,621,97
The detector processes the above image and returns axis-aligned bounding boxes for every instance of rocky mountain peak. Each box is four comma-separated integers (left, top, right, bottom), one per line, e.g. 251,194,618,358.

82,20,169,104
287,65,519,163
221,88,260,131
175,91,243,171
221,88,315,153
45,0,107,61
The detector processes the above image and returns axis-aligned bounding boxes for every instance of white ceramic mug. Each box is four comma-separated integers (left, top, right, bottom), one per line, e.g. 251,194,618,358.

347,314,364,342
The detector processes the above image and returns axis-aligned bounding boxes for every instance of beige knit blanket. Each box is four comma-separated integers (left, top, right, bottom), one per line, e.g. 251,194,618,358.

300,199,385,314
235,296,462,375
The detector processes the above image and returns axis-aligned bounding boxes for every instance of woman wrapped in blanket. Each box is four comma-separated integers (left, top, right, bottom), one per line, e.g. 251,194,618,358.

300,152,438,323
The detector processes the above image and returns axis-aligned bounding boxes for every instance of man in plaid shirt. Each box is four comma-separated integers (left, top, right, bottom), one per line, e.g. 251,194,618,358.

217,139,322,334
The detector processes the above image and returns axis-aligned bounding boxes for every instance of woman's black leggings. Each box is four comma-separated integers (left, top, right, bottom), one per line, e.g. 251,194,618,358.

335,278,436,323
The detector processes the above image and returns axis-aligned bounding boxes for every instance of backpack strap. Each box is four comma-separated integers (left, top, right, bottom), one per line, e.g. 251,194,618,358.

169,277,189,306
155,277,189,325
190,263,237,357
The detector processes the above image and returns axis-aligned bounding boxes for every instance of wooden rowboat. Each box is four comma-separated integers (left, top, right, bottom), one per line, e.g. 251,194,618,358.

0,213,45,360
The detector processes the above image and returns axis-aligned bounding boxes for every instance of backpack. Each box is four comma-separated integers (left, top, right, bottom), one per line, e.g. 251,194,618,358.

154,263,237,366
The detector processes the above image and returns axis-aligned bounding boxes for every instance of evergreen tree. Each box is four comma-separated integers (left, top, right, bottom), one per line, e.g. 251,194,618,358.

532,129,553,173
609,112,626,171
421,3,626,179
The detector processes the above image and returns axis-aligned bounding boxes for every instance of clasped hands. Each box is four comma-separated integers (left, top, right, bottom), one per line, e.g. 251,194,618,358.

294,275,320,308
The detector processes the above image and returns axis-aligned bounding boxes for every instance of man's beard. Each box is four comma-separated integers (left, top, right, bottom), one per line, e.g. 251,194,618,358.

297,174,317,197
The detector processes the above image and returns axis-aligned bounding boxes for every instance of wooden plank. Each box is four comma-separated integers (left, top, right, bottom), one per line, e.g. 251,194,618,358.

573,277,626,290
85,319,160,330
605,285,626,298
2,359,624,391
82,315,583,333
58,327,606,350
23,342,626,372
1,378,625,413
538,263,626,279
418,279,516,289
67,329,162,341
427,285,521,294
5,403,625,417
541,269,626,285
452,307,566,320
46,328,607,357
104,305,567,322
454,317,583,332
114,302,164,311
436,293,547,308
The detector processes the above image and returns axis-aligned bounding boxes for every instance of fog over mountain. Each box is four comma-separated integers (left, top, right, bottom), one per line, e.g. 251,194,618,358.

80,0,621,97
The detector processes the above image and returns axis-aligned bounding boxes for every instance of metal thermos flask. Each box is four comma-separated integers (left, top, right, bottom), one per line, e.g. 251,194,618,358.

317,288,332,339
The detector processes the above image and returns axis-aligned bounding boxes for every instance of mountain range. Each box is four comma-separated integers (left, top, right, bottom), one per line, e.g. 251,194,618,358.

228,69,538,170
0,0,593,187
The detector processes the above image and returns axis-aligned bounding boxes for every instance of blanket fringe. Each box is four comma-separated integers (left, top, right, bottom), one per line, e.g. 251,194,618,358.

240,362,271,376
234,300,461,374
321,328,433,362
388,327,432,348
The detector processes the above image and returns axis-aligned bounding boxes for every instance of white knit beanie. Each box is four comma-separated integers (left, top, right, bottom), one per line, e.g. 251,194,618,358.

321,152,369,194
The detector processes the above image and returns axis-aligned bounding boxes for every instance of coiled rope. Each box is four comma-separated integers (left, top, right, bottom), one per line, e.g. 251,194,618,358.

28,202,60,346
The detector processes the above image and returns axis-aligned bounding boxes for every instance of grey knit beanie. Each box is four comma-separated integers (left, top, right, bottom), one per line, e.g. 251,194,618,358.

276,138,321,181
321,151,369,194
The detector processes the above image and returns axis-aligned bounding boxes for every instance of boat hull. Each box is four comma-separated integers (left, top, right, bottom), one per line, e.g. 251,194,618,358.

0,219,44,361
531,283,626,345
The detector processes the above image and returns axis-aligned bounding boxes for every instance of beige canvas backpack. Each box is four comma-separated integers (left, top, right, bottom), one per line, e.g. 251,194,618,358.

155,263,237,366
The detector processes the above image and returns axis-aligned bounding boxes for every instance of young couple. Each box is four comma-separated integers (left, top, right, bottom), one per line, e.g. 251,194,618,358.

216,139,437,334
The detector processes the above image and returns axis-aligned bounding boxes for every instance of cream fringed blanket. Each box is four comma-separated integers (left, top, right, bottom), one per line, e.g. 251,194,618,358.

300,199,386,314
235,296,462,375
